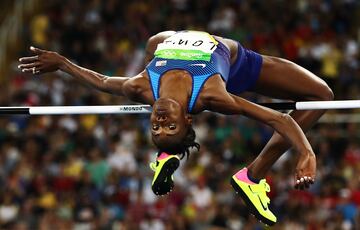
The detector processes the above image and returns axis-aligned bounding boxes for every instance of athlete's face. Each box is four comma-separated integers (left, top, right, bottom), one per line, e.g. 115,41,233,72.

150,98,191,149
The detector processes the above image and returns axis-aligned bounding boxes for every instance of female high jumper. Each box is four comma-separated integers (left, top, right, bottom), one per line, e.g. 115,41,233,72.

18,30,333,226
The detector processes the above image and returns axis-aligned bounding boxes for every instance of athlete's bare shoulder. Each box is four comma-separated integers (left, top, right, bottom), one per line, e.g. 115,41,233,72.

122,71,154,105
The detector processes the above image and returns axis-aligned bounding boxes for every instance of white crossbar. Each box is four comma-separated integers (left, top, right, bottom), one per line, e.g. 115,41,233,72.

0,100,359,115
30,105,152,115
296,100,360,110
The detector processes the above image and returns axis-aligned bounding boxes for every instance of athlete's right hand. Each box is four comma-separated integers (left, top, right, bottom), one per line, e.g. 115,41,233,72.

294,152,316,190
18,46,64,75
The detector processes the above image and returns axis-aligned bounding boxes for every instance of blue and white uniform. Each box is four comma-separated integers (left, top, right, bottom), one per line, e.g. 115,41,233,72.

146,31,263,113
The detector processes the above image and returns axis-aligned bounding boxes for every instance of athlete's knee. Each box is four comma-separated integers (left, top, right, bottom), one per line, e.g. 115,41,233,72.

277,57,335,101
314,82,334,101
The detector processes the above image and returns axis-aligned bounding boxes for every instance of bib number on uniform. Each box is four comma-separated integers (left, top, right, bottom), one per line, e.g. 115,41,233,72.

154,31,218,61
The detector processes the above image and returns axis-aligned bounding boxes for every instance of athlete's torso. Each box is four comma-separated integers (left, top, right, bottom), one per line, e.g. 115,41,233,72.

145,31,231,112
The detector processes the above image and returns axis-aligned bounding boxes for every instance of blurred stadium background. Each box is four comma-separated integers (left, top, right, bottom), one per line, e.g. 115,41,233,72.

0,0,360,229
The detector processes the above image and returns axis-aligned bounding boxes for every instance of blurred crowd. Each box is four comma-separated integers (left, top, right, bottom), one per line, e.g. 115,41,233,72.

1,0,360,229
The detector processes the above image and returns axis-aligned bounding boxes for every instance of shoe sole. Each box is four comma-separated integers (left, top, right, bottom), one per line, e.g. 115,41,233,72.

152,158,180,196
230,178,275,226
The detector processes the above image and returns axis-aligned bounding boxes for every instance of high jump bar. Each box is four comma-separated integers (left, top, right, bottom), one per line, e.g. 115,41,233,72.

0,100,359,115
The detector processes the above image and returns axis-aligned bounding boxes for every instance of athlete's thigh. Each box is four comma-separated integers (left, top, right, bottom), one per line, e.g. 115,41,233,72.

253,55,331,101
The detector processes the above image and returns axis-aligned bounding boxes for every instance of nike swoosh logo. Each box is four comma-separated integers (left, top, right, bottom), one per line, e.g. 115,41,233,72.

189,63,206,68
248,186,268,211
257,195,268,210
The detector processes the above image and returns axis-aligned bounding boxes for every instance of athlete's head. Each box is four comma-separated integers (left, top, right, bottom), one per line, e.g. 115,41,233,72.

150,98,200,159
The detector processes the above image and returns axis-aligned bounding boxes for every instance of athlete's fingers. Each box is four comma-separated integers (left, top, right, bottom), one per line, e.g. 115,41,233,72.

304,183,310,189
304,179,310,189
295,179,301,189
19,46,46,62
19,56,39,63
299,178,306,190
303,176,309,185
303,176,314,189
299,178,305,189
295,172,316,189
33,66,42,74
295,177,313,190
308,177,314,184
305,176,314,186
298,183,305,190
18,62,41,69
21,68,33,73
295,178,299,187
30,46,46,54
21,67,41,75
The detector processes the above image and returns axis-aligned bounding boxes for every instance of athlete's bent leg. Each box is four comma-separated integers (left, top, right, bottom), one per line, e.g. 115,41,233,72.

247,56,334,188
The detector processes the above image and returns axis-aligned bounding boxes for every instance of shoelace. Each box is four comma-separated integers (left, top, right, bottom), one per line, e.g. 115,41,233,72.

150,152,166,171
258,179,271,205
149,161,158,171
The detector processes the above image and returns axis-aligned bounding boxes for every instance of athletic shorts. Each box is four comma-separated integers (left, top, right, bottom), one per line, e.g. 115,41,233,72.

226,42,263,94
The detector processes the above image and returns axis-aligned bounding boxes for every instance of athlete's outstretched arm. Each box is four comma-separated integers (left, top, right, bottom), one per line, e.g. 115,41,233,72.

18,47,129,96
206,93,316,187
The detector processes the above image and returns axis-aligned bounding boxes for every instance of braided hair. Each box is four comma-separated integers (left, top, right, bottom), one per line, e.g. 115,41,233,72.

155,125,200,160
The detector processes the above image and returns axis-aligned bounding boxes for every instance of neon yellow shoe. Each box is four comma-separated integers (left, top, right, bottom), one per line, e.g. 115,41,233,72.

230,168,277,226
150,152,180,196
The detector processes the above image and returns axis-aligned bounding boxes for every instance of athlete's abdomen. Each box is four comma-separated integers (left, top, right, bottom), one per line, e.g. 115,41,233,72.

147,40,231,82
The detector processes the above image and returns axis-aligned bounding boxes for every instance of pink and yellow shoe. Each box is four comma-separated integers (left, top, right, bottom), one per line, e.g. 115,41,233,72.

230,168,277,226
150,152,180,196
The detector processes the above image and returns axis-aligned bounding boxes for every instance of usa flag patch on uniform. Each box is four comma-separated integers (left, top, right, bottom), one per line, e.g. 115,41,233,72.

155,60,167,67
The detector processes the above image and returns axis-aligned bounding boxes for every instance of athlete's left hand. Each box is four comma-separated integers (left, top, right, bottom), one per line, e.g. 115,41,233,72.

294,153,316,190
18,46,63,75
